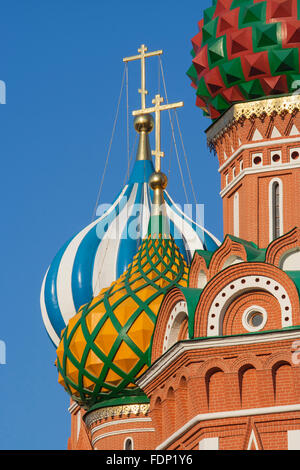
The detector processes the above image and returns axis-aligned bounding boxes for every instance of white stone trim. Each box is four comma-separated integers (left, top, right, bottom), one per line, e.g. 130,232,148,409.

220,161,300,198
288,430,300,450
68,402,80,414
247,430,259,450
269,177,284,243
242,305,268,332
163,301,188,354
136,330,300,388
218,137,300,173
233,191,239,237
199,437,219,450
124,437,134,450
156,404,300,450
92,428,155,447
207,275,292,337
91,417,152,436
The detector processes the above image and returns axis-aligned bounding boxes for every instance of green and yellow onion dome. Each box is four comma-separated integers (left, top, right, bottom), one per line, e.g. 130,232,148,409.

56,226,188,409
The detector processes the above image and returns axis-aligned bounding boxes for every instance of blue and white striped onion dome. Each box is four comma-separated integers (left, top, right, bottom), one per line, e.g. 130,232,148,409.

41,115,220,346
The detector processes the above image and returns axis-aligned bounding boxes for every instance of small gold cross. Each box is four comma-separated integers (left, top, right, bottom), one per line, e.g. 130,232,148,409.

123,44,163,110
133,94,184,172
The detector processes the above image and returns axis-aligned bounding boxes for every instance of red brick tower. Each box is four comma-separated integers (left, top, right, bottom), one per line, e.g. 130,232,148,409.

207,95,300,248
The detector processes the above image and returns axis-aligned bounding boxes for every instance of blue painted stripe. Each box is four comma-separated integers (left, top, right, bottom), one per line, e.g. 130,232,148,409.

128,160,154,184
44,238,72,339
72,185,133,311
116,183,146,278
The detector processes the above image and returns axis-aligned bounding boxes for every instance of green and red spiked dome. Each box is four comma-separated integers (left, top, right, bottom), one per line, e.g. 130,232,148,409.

187,0,300,120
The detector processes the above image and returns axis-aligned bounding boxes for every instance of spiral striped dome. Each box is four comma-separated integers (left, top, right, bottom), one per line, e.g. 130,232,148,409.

41,115,220,347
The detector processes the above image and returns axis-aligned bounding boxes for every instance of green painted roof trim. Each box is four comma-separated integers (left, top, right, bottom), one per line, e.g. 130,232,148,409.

180,287,203,339
226,234,266,262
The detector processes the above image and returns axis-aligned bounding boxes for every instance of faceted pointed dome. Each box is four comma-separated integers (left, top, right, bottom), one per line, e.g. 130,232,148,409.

187,0,300,120
41,114,219,347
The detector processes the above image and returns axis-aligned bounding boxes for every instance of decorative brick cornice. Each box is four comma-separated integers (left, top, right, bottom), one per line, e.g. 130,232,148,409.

208,236,247,279
151,288,186,363
84,403,150,429
206,95,300,150
266,227,300,267
189,252,209,288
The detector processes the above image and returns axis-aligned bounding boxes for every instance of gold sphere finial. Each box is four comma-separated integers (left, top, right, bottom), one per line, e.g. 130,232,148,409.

134,114,154,134
149,171,168,191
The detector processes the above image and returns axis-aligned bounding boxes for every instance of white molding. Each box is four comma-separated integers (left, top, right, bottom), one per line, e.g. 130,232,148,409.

242,305,268,333
220,161,300,198
218,136,300,173
233,191,239,237
247,430,259,450
156,404,300,450
288,430,300,450
136,329,300,388
206,275,292,336
163,302,188,354
199,437,219,450
92,428,155,447
268,177,284,243
91,417,152,436
68,402,80,414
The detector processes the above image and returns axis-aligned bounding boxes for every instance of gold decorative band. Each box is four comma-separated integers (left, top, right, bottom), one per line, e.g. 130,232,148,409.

206,94,300,147
84,403,150,428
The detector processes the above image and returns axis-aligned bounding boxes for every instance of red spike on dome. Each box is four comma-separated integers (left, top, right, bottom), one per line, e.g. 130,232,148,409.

192,47,208,76
285,21,300,45
260,75,289,95
196,96,208,111
214,0,232,17
269,0,293,20
243,51,271,79
192,31,203,54
209,104,221,120
217,9,238,35
222,85,245,103
229,28,253,58
205,68,226,96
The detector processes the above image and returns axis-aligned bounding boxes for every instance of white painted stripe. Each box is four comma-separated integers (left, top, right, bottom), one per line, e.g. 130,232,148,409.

92,428,155,447
156,404,300,450
91,417,152,436
166,204,203,257
218,136,300,173
141,183,151,239
165,191,221,247
40,268,60,346
56,186,128,327
136,329,300,388
220,161,300,198
56,217,101,326
92,184,138,295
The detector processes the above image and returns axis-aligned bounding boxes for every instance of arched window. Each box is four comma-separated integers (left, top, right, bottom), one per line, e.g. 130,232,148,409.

124,437,133,450
269,178,283,242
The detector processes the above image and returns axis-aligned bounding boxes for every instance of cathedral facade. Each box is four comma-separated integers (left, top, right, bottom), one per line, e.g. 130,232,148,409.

42,0,300,451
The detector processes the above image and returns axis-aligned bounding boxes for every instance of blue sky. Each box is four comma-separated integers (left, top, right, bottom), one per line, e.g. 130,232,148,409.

0,0,220,449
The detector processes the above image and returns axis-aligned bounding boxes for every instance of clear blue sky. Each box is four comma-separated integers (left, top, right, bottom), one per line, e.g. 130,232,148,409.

0,0,220,449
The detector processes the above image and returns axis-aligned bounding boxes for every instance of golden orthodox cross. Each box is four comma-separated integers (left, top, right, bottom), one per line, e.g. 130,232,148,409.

133,94,184,172
123,44,162,110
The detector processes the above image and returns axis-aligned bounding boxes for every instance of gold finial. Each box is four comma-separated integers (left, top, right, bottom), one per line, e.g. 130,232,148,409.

123,44,163,110
133,94,184,172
